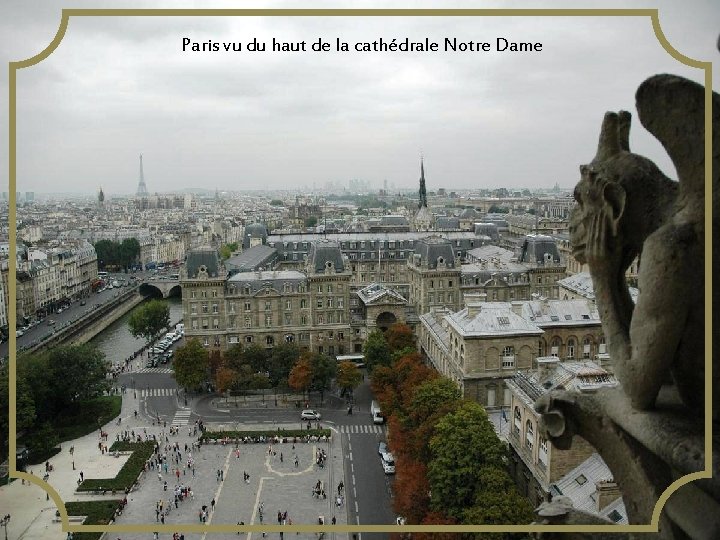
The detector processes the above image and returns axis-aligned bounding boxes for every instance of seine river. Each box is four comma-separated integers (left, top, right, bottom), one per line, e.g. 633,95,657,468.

90,297,183,364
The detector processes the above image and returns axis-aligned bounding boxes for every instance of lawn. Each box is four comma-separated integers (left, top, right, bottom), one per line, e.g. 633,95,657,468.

77,441,154,492
64,499,123,540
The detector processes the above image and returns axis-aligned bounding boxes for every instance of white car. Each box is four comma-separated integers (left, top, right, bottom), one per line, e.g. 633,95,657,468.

381,452,395,474
300,409,321,421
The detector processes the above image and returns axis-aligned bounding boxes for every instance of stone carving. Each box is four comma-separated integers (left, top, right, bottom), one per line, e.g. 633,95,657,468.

534,74,719,538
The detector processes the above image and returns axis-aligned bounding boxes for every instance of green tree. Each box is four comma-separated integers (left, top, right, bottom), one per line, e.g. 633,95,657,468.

304,216,318,228
219,242,239,261
0,365,35,458
26,421,59,460
363,330,391,372
242,344,270,373
427,401,506,520
269,343,301,387
462,466,535,531
128,300,170,344
309,353,336,403
408,378,462,429
270,199,284,206
17,352,55,421
224,343,245,371
335,361,362,397
119,237,140,269
44,344,111,409
94,239,118,269
173,339,210,390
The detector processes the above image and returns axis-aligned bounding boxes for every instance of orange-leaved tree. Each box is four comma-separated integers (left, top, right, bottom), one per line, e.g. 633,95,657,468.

288,354,313,399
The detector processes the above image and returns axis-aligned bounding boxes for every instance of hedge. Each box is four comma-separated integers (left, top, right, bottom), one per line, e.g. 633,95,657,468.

77,441,155,492
200,428,331,441
64,499,123,540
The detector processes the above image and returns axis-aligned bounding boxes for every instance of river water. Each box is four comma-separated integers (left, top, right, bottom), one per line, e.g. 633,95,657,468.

90,297,183,364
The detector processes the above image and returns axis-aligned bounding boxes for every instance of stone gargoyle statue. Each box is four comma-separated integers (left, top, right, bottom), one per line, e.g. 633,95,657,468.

534,74,719,537
569,73,711,417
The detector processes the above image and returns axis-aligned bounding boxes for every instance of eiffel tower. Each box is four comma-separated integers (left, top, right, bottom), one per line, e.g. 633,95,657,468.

136,154,149,196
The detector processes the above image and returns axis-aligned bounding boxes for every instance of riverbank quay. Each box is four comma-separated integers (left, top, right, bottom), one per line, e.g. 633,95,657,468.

34,289,145,351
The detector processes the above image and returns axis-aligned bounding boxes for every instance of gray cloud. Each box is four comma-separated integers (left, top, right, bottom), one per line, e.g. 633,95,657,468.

1,0,718,194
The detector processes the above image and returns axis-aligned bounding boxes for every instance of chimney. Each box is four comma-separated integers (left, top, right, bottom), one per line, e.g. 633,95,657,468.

467,303,482,318
536,356,559,382
510,301,524,317
595,479,621,512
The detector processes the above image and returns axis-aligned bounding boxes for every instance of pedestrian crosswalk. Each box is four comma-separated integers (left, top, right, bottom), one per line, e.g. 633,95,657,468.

132,368,174,374
172,408,192,426
339,424,385,434
140,388,177,397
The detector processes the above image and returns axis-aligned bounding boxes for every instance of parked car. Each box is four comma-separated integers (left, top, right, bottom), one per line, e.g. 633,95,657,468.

378,441,388,456
16,330,24,337
300,409,321,421
380,451,395,474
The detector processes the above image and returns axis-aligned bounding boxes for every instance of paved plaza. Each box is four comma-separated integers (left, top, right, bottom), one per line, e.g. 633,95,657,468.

0,391,350,540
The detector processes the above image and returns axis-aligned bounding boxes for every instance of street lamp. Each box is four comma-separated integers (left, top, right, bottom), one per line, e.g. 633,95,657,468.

1,514,10,540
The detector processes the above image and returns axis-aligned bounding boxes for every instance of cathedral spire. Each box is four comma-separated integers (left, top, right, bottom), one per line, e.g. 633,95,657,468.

418,157,427,209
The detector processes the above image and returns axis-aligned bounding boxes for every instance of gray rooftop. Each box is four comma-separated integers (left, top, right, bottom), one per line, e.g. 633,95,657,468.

186,248,221,278
518,234,562,265
413,236,457,269
357,283,408,305
307,239,345,273
551,453,628,524
446,303,544,338
226,244,278,275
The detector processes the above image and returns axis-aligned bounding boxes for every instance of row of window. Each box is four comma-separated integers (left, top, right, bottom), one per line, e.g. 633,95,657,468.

190,297,347,314
227,283,346,295
188,290,220,299
513,407,548,466
193,311,347,330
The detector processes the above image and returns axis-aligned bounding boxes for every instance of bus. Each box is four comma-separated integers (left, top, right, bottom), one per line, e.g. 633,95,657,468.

98,271,108,278
335,354,365,368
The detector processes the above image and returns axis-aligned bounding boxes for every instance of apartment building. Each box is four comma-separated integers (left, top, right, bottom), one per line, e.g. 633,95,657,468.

418,298,606,408
506,360,626,523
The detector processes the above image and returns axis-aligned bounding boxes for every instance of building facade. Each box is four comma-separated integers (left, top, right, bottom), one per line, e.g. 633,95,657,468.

418,298,607,408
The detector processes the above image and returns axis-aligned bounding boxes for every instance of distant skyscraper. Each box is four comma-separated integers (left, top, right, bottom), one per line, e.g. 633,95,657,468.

25,192,34,202
98,187,105,208
418,158,428,209
136,154,149,196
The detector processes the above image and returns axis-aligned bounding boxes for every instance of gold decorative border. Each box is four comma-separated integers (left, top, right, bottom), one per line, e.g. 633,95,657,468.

7,7,713,536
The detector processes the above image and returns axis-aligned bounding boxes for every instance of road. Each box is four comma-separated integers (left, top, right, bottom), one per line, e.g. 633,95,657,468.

4,271,151,359
116,365,396,535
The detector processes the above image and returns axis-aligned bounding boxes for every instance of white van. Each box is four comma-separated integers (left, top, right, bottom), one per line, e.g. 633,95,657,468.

371,400,384,425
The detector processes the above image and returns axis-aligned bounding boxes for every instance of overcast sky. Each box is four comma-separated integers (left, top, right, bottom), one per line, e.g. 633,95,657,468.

1,0,718,195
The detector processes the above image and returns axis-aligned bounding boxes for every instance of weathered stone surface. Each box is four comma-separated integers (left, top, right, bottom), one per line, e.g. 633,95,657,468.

534,74,719,539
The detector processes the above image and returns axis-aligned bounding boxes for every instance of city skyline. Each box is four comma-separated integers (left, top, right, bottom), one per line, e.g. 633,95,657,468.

2,1,718,194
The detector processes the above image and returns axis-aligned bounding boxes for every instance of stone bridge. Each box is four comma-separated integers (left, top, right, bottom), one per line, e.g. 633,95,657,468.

139,277,182,298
